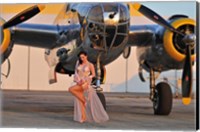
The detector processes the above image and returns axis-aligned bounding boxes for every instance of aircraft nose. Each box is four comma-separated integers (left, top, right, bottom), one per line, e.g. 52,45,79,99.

87,3,130,50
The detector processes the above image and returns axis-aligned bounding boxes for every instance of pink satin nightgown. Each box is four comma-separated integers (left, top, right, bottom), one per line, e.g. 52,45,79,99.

73,61,109,123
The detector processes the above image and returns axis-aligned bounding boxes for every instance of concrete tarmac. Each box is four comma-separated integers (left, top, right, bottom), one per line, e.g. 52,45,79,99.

0,90,196,130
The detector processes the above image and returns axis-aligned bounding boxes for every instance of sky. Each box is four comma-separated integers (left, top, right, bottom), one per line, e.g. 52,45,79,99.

140,1,196,19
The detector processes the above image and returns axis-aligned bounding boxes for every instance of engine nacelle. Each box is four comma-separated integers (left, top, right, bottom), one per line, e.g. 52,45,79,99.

163,17,196,62
137,16,196,72
0,18,14,63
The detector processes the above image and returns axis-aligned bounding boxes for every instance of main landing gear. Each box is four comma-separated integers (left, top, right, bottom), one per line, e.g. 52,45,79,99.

93,53,106,110
149,68,172,115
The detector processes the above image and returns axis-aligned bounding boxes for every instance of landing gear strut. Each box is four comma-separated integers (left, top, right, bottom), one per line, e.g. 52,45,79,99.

96,53,103,91
149,69,156,101
94,53,106,110
149,68,172,115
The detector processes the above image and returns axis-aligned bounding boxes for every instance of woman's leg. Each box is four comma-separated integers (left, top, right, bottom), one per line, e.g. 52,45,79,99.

80,101,86,122
69,85,85,104
69,85,86,122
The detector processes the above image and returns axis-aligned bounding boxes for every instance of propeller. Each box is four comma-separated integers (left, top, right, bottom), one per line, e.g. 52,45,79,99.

181,34,195,105
0,5,45,64
0,5,45,53
132,2,196,105
132,3,185,36
2,5,45,29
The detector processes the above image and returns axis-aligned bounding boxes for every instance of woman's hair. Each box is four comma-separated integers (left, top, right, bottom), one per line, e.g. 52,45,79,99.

78,50,88,64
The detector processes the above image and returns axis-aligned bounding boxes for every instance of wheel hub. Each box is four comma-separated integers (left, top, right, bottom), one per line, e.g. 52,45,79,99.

153,90,159,110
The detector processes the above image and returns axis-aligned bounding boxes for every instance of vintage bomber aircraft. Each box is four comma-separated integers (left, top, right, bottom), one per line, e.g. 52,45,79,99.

0,3,196,115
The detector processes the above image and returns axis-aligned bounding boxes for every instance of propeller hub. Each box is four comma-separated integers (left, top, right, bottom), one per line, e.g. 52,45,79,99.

182,34,196,46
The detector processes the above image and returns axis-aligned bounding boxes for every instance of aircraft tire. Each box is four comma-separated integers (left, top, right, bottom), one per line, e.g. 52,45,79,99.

97,92,106,110
153,82,172,115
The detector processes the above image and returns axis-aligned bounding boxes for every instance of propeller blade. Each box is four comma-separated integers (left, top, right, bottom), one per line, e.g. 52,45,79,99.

3,5,45,29
181,45,193,105
132,3,184,36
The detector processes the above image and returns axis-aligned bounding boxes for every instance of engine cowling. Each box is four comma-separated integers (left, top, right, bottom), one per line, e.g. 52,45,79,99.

0,18,13,63
163,18,196,62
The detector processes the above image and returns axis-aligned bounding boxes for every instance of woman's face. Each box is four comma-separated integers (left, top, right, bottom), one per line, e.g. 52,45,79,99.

79,54,87,62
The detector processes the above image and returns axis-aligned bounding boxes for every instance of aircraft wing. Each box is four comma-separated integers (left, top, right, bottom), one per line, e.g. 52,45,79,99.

127,25,158,47
12,23,81,49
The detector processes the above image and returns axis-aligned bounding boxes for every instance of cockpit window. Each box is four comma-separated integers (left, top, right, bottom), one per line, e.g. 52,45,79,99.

87,5,103,23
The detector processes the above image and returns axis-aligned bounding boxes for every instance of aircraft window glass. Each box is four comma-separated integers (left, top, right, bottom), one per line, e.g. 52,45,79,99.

103,3,118,12
78,4,91,17
89,34,104,48
88,6,103,22
119,5,129,23
88,23,104,33
105,26,116,47
117,25,127,34
113,35,125,47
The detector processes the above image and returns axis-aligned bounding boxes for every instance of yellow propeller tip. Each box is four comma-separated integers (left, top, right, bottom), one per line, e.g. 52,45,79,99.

132,2,142,11
182,98,191,105
38,5,45,11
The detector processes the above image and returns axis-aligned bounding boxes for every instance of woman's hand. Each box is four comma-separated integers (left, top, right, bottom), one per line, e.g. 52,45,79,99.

77,79,85,86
